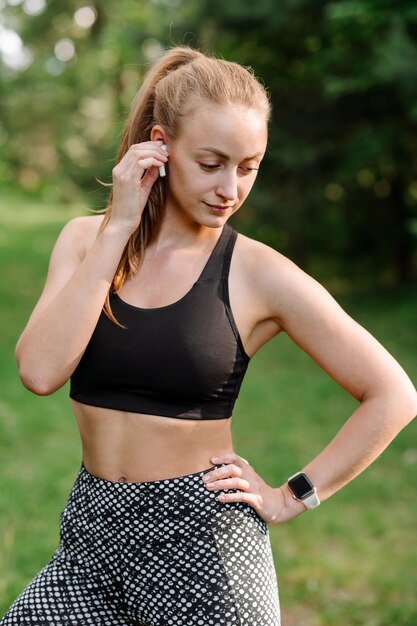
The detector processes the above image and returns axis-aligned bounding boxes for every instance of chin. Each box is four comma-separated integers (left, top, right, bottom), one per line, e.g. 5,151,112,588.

198,215,230,229
202,207,235,224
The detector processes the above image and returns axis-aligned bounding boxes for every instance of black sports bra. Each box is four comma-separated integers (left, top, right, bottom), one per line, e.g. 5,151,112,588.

70,223,251,420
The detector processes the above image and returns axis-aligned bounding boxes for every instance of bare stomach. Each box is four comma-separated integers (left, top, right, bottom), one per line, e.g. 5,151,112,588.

71,399,235,483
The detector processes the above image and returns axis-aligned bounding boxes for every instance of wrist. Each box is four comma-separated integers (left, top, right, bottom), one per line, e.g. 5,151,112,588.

282,482,310,515
287,471,321,510
271,484,307,525
101,221,134,245
106,213,143,239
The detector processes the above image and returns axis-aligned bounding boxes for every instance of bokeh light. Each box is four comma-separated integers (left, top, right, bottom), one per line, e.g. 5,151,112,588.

54,38,75,62
73,6,97,29
142,38,163,61
23,0,46,16
44,56,65,75
0,22,33,70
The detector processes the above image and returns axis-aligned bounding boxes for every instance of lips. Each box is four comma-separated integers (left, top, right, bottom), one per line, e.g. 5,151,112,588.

204,202,233,210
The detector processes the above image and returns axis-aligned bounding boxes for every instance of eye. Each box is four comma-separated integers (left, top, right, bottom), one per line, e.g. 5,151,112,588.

239,166,259,175
199,163,220,171
198,162,259,174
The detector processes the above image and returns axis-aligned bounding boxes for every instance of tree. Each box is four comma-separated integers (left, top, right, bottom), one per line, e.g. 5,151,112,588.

1,0,416,286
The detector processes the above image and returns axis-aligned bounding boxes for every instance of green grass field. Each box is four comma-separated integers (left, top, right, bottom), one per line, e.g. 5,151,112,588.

1,190,417,625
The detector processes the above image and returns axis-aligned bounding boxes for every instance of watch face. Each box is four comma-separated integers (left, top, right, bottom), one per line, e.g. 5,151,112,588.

288,473,315,499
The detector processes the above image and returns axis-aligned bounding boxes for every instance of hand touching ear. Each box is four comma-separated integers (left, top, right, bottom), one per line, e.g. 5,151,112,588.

110,140,169,236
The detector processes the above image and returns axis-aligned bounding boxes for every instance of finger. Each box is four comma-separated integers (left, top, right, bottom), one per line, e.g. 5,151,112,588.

217,491,261,509
129,141,166,151
204,477,250,491
133,156,167,173
128,143,169,159
203,463,243,483
114,147,168,179
139,165,161,194
211,453,250,467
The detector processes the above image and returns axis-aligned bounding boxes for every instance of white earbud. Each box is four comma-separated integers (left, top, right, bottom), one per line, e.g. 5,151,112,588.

159,144,167,177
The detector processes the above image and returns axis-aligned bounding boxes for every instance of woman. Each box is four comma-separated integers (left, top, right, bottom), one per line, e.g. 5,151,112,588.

2,46,416,626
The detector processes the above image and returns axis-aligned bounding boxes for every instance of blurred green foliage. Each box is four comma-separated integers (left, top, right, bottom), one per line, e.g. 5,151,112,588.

0,190,417,624
1,0,417,287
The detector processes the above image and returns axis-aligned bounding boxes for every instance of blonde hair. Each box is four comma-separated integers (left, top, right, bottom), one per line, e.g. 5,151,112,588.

100,46,271,324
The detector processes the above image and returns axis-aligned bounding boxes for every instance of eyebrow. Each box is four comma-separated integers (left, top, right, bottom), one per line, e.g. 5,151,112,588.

195,146,264,160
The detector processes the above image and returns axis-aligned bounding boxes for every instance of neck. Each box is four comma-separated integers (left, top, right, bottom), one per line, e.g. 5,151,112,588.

154,208,224,252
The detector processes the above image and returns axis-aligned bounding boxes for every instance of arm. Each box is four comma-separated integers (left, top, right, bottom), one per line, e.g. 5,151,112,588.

15,217,130,394
193,241,417,523
259,249,417,522
16,141,168,395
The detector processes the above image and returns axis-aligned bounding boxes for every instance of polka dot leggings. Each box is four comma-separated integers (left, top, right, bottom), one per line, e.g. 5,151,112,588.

1,462,280,625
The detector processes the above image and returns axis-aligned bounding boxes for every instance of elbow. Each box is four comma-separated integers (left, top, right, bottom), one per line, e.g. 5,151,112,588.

363,378,417,430
16,346,66,396
19,372,56,396
18,366,63,396
400,374,417,417
407,388,417,421
392,383,417,428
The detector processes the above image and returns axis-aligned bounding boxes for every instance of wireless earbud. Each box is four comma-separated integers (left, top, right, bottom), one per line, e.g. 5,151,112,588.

159,144,167,177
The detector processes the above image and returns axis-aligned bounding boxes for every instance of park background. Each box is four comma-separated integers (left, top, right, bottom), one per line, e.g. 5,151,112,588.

1,0,417,624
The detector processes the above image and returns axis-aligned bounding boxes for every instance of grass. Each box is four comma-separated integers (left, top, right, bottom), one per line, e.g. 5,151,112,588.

1,189,417,624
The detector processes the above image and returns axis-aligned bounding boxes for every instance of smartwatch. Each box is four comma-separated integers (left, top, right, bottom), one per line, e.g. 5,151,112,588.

287,471,320,510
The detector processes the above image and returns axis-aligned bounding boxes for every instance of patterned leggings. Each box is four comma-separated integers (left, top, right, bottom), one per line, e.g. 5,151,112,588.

1,462,280,625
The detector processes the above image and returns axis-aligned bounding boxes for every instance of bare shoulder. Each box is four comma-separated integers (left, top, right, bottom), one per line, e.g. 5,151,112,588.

45,213,106,294
19,214,107,330
234,229,293,281
234,230,304,325
57,214,105,260
233,228,353,338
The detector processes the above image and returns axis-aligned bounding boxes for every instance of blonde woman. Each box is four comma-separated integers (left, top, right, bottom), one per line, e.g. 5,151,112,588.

2,47,416,626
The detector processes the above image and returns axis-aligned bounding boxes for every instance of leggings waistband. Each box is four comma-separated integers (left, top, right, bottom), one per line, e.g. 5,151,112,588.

79,461,228,493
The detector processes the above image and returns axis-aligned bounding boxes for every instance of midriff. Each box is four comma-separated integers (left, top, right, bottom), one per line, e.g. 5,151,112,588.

71,399,235,483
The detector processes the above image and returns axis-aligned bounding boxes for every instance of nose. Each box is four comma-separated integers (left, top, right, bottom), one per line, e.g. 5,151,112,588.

215,169,238,203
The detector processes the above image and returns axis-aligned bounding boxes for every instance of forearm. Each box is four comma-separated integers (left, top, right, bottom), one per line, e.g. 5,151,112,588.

16,225,129,393
275,384,417,523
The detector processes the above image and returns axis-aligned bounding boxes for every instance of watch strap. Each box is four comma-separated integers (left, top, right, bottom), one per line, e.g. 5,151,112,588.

301,487,320,510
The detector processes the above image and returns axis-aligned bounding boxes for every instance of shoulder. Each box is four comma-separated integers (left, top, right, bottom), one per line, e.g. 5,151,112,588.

60,213,105,240
233,227,300,298
233,228,334,330
233,228,292,276
54,214,106,260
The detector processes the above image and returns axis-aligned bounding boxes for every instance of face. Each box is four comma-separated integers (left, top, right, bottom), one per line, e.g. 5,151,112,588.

152,100,268,228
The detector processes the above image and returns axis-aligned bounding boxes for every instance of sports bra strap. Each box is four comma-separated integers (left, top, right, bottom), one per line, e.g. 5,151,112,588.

197,223,236,282
221,226,237,280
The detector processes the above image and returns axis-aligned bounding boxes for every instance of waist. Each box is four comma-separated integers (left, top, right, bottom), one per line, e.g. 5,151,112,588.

71,399,234,483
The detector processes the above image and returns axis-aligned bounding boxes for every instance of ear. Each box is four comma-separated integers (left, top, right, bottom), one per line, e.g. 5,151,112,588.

150,125,167,144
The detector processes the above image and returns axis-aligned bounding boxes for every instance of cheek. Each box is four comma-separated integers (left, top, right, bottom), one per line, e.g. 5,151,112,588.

169,157,195,185
239,178,256,199
167,161,189,194
170,163,208,196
